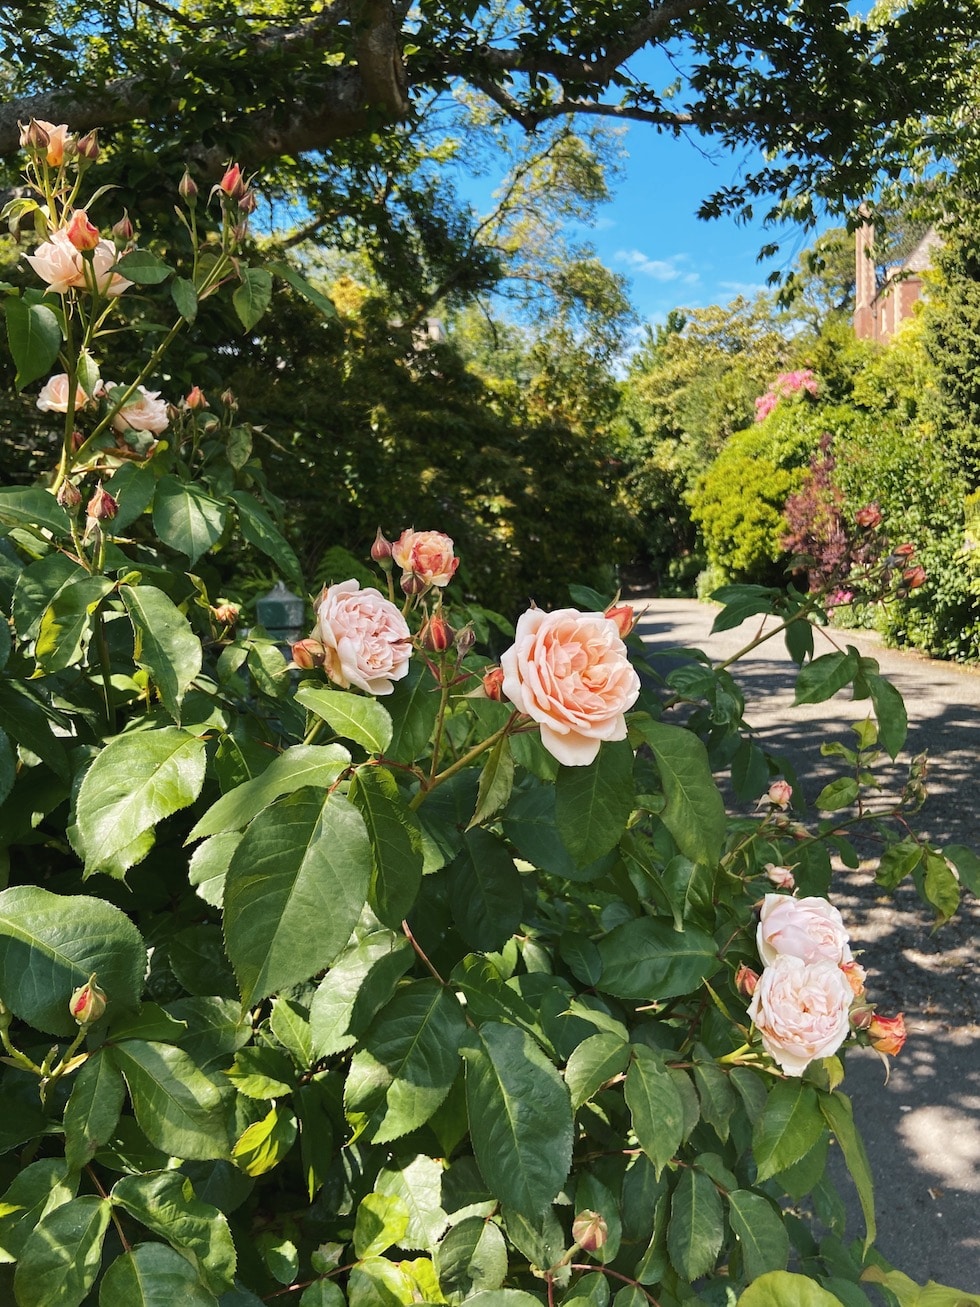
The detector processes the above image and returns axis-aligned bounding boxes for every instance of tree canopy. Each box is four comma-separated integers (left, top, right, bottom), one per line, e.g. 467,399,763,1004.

2,0,977,230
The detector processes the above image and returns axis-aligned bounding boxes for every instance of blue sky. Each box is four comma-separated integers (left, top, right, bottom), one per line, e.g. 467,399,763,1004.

580,124,814,325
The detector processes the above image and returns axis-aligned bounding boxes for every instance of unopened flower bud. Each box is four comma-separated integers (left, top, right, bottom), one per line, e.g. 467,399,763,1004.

86,483,118,523
868,1011,907,1056
179,170,199,204
604,602,636,638
219,163,246,201
455,623,476,657
892,543,916,559
70,974,107,1025
902,565,926,590
572,1210,608,1253
840,960,867,999
291,637,327,671
734,963,760,998
112,210,135,243
220,389,237,410
483,666,505,701
767,780,793,809
57,480,82,511
850,1004,874,1030
76,130,100,163
854,504,882,529
371,528,393,565
400,571,428,597
65,209,100,252
765,863,795,890
421,611,454,654
238,189,258,215
184,385,207,411
19,119,50,156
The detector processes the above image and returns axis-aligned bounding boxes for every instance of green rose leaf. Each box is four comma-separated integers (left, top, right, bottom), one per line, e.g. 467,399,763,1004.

384,660,440,764
625,1045,686,1177
108,1040,231,1161
14,1195,111,1307
121,584,203,724
462,1021,573,1219
110,1171,236,1295
171,275,198,322
34,574,114,674
353,1192,411,1260
631,719,725,866
435,1215,508,1303
0,885,146,1036
267,260,338,318
819,1091,876,1252
753,1079,825,1182
345,980,467,1143
865,673,907,759
98,1242,219,1307
350,765,424,928
309,921,412,1059
64,1049,126,1172
223,790,372,1006
468,734,515,830
554,738,634,866
564,1032,630,1110
227,490,302,588
0,486,71,539
666,1167,723,1281
0,1160,78,1263
232,1103,298,1177
793,651,859,706
153,477,228,567
448,827,523,952
5,296,62,389
233,266,273,331
188,743,350,841
114,249,174,283
73,727,207,878
736,1271,847,1307
296,685,393,754
596,917,719,1001
726,1190,790,1279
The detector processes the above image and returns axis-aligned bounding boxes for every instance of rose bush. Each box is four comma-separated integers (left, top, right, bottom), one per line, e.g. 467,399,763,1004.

0,127,977,1307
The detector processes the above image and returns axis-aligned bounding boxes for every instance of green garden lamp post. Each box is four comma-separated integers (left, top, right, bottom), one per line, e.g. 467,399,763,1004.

255,580,305,644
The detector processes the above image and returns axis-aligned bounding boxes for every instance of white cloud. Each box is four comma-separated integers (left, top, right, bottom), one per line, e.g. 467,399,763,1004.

614,249,700,284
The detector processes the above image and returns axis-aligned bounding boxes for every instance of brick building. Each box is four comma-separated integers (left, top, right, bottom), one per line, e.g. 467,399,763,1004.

853,217,941,341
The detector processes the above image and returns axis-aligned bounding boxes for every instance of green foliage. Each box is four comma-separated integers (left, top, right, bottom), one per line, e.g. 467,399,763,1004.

0,133,975,1307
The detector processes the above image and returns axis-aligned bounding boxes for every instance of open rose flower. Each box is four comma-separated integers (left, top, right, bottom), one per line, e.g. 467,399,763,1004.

748,954,854,1076
36,374,94,414
392,529,459,588
868,1011,907,1057
25,229,83,294
500,606,640,766
34,120,72,167
314,579,412,695
758,893,852,967
108,384,170,434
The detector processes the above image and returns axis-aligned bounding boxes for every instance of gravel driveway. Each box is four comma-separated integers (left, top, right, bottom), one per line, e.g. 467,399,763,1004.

636,599,980,1292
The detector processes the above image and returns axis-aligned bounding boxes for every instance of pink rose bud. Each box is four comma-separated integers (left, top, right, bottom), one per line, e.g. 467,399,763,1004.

86,483,118,523
455,623,476,657
854,504,882,529
392,528,459,589
483,666,505,701
400,570,428,597
421,612,454,654
572,1211,608,1253
903,565,926,590
892,543,916,559
840,960,867,999
868,1011,907,1057
238,189,258,215
370,528,393,565
76,130,100,163
219,163,246,201
65,210,100,252
604,602,637,638
213,602,239,625
57,480,82,510
179,170,199,203
767,780,793,809
765,863,796,891
184,385,207,410
850,1004,874,1031
291,637,327,671
735,963,760,997
112,211,135,243
70,974,107,1025
220,389,237,409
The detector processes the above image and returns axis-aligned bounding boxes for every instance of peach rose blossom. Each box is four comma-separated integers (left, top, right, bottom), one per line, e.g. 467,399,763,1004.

500,606,641,767
868,1011,907,1057
64,210,100,252
757,893,852,968
86,240,131,297
25,229,83,294
392,529,459,588
748,955,854,1076
108,384,170,434
35,120,72,167
36,374,92,414
314,579,412,696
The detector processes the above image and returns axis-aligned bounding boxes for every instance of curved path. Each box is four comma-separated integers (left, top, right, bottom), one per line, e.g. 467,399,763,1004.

636,599,980,1291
